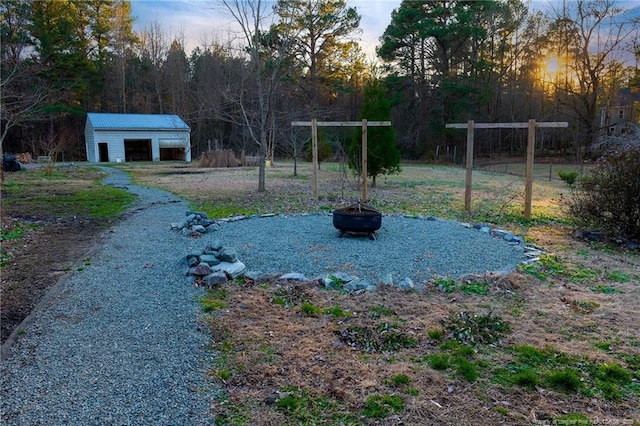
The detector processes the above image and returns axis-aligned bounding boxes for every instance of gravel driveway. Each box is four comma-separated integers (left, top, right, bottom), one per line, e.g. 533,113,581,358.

1,168,216,425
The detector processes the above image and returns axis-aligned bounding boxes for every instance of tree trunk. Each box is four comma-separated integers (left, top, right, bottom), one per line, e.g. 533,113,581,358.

258,152,266,192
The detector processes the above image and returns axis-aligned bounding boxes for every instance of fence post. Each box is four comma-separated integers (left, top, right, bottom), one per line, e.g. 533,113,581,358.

361,119,368,202
524,119,536,219
312,118,318,201
465,120,474,212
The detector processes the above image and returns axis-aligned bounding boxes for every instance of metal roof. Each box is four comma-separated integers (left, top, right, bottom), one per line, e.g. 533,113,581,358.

87,113,190,130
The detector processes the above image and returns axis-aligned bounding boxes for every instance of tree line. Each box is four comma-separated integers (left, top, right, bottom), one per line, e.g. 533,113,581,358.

2,0,639,168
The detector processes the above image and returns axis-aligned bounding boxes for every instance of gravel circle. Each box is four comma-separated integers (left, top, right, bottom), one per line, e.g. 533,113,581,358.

1,167,217,425
214,214,525,284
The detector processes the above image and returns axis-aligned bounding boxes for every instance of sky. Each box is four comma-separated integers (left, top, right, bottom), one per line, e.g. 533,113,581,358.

129,0,402,59
129,0,640,64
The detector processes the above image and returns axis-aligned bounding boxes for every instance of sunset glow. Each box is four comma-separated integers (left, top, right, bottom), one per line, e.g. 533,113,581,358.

544,55,561,75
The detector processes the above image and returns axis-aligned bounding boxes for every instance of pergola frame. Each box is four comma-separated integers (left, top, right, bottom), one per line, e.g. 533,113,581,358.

292,119,391,202
446,119,568,219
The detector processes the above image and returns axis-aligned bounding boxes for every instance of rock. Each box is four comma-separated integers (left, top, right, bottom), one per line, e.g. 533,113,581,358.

187,257,200,267
217,247,238,263
524,248,544,258
207,240,224,252
193,262,214,276
185,213,196,222
323,272,355,288
344,278,370,292
220,215,247,222
181,228,198,237
380,273,393,286
278,272,307,282
199,254,220,266
186,211,208,220
244,271,278,281
494,229,516,242
191,225,206,234
212,261,246,278
265,393,279,405
479,226,491,233
397,277,415,290
202,272,228,286
189,249,204,257
510,236,525,245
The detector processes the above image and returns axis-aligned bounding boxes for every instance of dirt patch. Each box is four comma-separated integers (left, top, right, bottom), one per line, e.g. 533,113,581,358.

0,215,106,343
1,165,123,345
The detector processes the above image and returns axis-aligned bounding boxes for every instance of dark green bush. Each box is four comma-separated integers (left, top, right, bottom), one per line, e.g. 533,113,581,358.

558,169,579,186
569,148,640,240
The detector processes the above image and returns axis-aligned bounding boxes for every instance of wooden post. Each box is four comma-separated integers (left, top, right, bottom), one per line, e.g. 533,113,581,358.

361,119,368,202
465,120,474,212
524,119,536,220
311,118,318,201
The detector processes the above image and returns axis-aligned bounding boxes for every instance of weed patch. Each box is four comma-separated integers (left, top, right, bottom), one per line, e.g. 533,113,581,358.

337,322,417,353
443,311,510,345
590,285,624,294
198,288,229,312
546,368,583,392
431,278,489,295
362,394,404,419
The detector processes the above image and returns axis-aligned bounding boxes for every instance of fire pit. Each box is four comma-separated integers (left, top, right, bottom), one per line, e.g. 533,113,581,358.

332,203,382,240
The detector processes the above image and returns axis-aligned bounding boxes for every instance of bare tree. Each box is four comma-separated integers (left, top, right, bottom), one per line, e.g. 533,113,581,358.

548,0,638,155
219,0,298,192
138,22,169,113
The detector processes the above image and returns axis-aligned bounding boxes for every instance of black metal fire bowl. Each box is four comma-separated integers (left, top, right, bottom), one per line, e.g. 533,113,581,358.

332,203,382,240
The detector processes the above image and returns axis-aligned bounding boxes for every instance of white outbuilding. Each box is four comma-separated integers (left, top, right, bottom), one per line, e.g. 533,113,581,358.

85,113,191,163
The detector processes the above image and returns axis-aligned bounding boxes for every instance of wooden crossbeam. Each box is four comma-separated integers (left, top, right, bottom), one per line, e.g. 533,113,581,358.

292,121,391,127
446,122,568,129
292,119,392,202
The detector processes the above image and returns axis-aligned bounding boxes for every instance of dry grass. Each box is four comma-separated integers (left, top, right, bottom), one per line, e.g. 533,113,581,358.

118,160,639,425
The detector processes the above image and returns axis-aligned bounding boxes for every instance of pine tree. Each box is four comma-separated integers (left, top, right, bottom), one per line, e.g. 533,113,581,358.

349,79,401,188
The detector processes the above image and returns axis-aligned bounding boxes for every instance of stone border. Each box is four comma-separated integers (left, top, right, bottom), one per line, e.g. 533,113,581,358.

173,211,546,292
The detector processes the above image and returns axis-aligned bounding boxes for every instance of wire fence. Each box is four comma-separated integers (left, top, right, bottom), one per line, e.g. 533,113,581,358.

476,161,590,182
